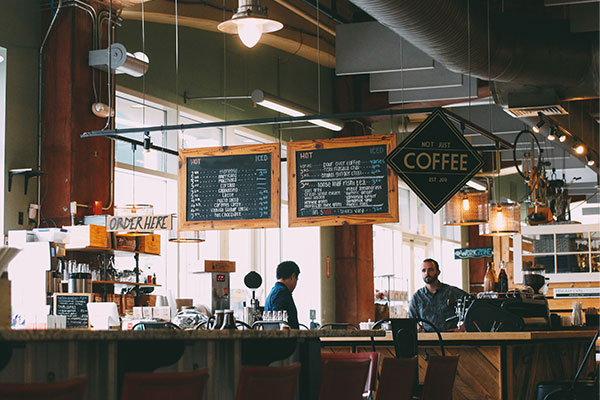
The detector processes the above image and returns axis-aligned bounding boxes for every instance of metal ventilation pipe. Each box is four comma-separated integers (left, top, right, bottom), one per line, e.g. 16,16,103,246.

349,0,598,98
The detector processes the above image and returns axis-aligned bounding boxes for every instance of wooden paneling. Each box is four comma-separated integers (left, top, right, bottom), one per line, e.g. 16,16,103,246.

506,341,595,400
335,224,375,325
41,7,112,226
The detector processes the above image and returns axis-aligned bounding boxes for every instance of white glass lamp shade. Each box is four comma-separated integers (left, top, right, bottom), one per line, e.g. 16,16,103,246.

218,17,283,48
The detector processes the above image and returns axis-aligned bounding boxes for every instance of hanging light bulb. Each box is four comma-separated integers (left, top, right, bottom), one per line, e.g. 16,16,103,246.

547,127,557,141
586,155,596,167
532,118,545,134
462,198,470,211
558,133,567,142
218,0,283,49
444,190,489,225
480,203,520,236
574,143,585,155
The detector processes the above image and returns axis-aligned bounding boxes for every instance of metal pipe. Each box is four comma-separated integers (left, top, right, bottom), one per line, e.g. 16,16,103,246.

272,0,336,36
37,0,63,227
81,107,514,150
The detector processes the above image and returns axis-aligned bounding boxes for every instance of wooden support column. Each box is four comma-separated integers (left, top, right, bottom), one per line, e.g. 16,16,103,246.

40,6,112,227
332,74,376,325
467,225,493,293
334,224,374,325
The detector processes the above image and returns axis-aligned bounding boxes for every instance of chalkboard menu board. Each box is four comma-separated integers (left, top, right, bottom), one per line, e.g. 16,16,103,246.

53,293,91,328
179,143,280,230
288,135,398,227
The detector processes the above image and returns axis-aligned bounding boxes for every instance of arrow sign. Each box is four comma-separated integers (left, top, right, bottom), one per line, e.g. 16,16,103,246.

385,109,484,213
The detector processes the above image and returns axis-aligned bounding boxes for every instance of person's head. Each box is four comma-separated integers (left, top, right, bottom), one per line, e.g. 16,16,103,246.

277,261,300,292
421,258,440,285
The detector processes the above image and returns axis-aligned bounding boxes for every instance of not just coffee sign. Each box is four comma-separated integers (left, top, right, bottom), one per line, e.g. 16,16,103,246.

386,109,484,213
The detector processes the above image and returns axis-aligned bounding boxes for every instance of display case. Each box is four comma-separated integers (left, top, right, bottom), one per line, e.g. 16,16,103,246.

514,223,600,284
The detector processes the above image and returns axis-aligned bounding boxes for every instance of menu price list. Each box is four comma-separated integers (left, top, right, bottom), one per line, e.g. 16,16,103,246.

53,294,90,328
186,153,271,221
296,145,389,217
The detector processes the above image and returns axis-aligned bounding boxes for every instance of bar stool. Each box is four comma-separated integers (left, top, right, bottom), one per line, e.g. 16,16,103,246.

121,370,209,400
0,375,87,400
321,352,380,398
420,356,459,400
375,357,418,400
235,363,301,400
318,358,371,400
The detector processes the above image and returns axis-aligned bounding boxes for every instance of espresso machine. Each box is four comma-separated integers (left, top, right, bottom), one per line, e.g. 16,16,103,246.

193,260,235,313
242,271,263,326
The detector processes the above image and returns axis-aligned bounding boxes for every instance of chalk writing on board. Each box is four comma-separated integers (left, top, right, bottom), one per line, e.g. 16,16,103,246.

296,145,389,217
186,153,271,221
53,294,90,328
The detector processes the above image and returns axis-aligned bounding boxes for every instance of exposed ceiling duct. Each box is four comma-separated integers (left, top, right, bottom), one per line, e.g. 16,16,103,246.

347,0,599,102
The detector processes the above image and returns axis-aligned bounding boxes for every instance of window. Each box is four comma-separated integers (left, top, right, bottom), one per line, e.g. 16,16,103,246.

514,223,600,283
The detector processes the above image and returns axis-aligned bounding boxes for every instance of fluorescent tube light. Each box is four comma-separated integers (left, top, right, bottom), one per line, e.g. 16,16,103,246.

251,89,344,131
466,180,486,191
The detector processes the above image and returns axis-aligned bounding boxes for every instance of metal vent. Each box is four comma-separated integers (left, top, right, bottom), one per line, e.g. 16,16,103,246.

504,105,568,118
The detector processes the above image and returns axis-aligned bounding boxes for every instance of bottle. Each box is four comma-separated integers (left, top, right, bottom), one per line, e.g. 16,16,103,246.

484,262,496,292
152,273,157,285
220,309,237,330
497,261,509,292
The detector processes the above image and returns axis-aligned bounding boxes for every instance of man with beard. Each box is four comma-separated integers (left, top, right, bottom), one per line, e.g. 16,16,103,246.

408,258,468,332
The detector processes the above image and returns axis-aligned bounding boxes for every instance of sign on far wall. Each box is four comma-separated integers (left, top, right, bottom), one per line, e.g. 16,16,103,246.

385,109,484,213
454,247,493,259
106,214,173,232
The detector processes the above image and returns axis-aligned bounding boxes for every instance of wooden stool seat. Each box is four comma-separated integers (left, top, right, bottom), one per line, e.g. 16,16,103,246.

121,370,209,400
235,363,301,400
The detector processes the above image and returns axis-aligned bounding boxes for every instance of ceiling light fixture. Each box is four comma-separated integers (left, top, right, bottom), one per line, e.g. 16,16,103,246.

89,43,149,77
251,89,344,131
547,127,557,141
444,190,489,225
586,156,596,167
558,133,567,142
218,0,283,48
574,143,585,155
532,117,545,134
143,132,152,152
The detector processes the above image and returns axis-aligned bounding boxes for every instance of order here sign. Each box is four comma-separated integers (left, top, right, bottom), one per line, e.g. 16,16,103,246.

106,214,173,232
385,109,484,214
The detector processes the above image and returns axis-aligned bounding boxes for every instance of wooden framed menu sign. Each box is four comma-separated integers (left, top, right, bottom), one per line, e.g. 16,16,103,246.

178,143,280,230
288,135,398,227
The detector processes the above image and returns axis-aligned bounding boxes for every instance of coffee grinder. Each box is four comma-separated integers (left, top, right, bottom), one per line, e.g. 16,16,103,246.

193,260,235,313
243,271,263,326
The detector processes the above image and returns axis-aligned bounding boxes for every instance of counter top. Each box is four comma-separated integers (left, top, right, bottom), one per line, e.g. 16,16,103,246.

321,330,598,342
0,328,385,341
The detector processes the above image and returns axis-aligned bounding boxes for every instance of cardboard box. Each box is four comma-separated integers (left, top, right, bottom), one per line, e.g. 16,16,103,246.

0,279,11,328
114,235,136,252
65,225,109,249
137,234,160,255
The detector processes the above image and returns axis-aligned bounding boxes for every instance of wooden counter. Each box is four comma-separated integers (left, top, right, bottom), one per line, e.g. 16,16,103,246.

0,329,382,400
322,330,598,400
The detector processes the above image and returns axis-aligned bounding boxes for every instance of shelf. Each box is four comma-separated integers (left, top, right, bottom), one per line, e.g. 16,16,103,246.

65,246,160,256
92,280,161,287
8,168,44,194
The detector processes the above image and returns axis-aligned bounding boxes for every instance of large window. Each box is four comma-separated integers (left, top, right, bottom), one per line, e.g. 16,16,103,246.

373,182,463,317
113,90,321,326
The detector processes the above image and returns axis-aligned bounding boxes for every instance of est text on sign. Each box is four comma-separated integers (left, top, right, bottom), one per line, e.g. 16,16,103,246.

107,214,173,232
385,109,484,213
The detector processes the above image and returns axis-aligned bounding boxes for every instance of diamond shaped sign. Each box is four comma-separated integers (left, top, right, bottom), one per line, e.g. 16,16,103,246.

385,109,484,213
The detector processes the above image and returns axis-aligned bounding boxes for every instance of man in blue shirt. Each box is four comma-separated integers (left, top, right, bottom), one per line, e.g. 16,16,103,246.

265,261,300,329
408,258,468,332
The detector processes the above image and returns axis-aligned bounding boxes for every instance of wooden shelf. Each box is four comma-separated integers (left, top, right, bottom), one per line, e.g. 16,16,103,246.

92,280,161,287
65,246,159,256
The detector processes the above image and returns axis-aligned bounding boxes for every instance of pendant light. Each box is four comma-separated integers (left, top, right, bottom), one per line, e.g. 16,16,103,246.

479,203,521,236
444,190,489,225
168,215,206,243
217,0,283,48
